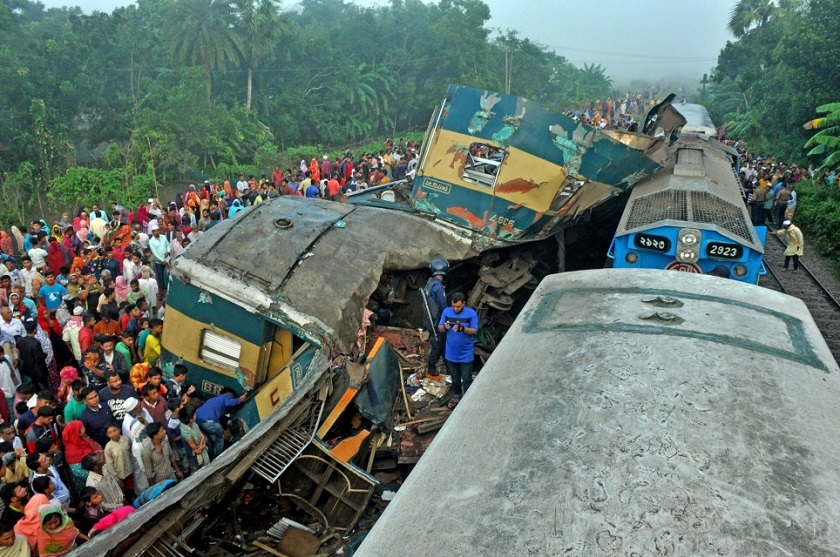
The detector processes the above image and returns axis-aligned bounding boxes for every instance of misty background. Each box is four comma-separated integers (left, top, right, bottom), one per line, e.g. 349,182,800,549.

36,0,737,86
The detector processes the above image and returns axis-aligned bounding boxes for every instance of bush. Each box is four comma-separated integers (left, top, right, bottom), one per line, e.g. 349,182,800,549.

791,179,840,259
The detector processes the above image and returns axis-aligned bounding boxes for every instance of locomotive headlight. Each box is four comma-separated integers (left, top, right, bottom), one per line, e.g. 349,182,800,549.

679,230,700,246
733,264,747,277
625,252,638,264
678,249,698,263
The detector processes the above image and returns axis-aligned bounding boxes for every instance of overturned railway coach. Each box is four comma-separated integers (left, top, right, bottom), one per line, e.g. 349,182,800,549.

608,133,766,282
357,269,840,556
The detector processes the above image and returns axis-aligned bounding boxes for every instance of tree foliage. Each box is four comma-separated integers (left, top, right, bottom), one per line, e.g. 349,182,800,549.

711,0,839,162
0,0,629,216
804,103,840,171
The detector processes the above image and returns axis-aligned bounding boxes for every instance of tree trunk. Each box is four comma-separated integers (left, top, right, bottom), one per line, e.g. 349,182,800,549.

246,66,253,110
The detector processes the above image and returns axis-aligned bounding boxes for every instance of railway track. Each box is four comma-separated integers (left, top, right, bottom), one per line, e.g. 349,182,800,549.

759,227,840,362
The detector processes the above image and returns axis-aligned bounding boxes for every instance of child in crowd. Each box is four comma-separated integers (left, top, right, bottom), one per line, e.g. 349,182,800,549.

105,425,133,497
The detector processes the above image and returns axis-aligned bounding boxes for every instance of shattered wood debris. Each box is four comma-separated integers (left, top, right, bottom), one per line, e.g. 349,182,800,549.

135,326,461,557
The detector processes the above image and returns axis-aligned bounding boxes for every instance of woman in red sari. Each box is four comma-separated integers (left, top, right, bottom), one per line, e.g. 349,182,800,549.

0,231,14,257
46,239,66,276
309,158,320,183
63,420,103,495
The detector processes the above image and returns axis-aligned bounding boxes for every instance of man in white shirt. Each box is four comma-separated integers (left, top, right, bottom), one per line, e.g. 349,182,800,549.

236,174,250,197
148,226,170,293
27,239,48,271
18,258,37,298
0,307,24,340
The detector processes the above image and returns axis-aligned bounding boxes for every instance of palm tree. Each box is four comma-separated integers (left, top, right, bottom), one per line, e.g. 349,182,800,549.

569,63,613,105
236,0,288,110
346,63,397,133
804,103,840,171
165,0,243,99
728,0,776,37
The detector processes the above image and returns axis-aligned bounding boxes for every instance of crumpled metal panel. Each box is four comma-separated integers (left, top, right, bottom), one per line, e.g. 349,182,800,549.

174,197,478,354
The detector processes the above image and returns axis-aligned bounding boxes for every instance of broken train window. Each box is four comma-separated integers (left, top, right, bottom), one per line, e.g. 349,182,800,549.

461,142,505,188
200,329,242,370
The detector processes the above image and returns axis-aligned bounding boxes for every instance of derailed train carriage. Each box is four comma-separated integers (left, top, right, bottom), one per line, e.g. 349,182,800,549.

159,84,685,434
357,269,840,556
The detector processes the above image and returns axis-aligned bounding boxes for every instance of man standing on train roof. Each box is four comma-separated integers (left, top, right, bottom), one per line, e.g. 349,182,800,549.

438,292,478,409
420,258,448,379
770,220,804,271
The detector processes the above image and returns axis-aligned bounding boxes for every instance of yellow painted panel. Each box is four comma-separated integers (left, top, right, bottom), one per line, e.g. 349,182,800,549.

266,328,293,381
254,366,294,419
418,129,568,212
161,306,262,379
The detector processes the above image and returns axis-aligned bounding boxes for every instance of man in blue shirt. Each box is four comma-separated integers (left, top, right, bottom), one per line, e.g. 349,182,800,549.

437,292,478,408
38,271,67,311
195,387,247,460
79,387,116,448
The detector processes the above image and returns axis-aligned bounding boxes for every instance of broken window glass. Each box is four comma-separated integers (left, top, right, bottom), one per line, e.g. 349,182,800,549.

461,143,505,188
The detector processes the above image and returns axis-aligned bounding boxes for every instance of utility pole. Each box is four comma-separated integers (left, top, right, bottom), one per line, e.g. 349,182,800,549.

700,73,710,102
504,47,512,95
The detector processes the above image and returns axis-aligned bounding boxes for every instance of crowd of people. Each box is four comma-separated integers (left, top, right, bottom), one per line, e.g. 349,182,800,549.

569,87,664,128
0,135,421,555
732,141,809,270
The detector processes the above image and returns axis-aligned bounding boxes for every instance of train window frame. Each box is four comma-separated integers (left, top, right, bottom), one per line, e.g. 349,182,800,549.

461,143,505,188
200,329,242,371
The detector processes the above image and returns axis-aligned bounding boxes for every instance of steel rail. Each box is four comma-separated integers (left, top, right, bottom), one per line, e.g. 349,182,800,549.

767,226,840,310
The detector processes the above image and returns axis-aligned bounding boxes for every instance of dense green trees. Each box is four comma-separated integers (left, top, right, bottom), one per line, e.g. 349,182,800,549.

710,0,839,165
0,0,620,222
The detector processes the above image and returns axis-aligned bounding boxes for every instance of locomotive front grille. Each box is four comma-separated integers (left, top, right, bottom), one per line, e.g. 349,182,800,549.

689,191,753,243
624,190,753,245
624,190,689,230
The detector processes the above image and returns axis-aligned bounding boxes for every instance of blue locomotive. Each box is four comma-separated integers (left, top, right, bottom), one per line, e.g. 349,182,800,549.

609,132,766,283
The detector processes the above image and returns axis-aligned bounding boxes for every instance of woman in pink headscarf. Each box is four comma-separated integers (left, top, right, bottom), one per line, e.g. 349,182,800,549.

57,366,79,404
114,276,130,304
73,210,89,232
72,228,89,254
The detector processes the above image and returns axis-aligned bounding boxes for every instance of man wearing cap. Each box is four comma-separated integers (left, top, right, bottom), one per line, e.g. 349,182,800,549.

148,225,170,293
321,156,331,180
770,220,804,271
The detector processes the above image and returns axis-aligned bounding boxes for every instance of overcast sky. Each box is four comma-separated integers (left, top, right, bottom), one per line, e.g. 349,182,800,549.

36,0,737,84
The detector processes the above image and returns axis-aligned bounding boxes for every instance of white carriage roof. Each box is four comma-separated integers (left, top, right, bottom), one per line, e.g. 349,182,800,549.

358,269,840,556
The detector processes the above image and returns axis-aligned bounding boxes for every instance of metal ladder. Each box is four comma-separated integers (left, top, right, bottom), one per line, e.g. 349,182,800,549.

250,397,325,483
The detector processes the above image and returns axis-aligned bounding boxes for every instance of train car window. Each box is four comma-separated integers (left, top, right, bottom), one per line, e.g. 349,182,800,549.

200,329,242,370
461,143,505,188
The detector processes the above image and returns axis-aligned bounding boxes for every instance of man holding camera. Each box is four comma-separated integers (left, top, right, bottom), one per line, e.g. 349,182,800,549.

438,292,478,409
